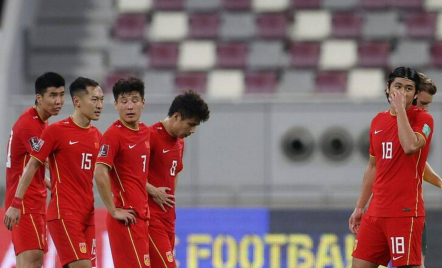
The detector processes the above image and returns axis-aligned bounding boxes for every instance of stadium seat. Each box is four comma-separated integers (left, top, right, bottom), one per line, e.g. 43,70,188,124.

357,41,390,67
252,0,289,12
404,12,437,38
113,14,146,40
152,0,184,10
291,10,331,41
220,13,256,40
108,41,147,69
248,41,285,69
316,71,348,93
290,0,321,9
117,0,152,13
389,0,421,9
106,71,138,92
278,70,315,94
223,0,251,10
256,13,288,39
142,71,175,95
362,12,400,39
390,40,430,68
186,0,221,10
217,42,249,68
245,71,278,93
319,40,357,70
332,13,363,38
347,68,385,98
148,43,179,68
359,0,388,9
178,41,216,70
323,0,358,10
288,42,320,68
437,13,442,40
207,70,245,99
149,12,188,41
175,72,207,93
425,0,442,11
431,42,442,66
189,13,220,39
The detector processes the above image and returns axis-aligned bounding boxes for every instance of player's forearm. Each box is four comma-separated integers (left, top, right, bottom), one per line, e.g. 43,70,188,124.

94,165,117,214
355,158,376,209
423,162,442,189
14,158,42,199
44,176,51,190
146,182,158,197
396,109,422,154
174,175,179,190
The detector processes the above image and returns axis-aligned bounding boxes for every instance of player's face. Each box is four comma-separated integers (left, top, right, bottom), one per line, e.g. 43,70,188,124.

114,91,145,127
172,114,201,138
387,77,416,109
78,86,104,121
416,91,433,112
36,86,65,116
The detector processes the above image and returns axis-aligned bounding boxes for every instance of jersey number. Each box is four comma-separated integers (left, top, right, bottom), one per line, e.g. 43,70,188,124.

390,236,405,254
382,142,393,159
81,153,92,170
170,160,178,176
6,130,13,168
141,155,147,172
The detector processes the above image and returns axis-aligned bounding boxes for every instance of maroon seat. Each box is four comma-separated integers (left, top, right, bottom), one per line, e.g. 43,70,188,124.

217,42,248,68
289,42,320,68
357,41,390,67
359,0,388,9
291,0,321,9
153,0,184,10
106,72,137,92
389,0,422,9
256,13,288,39
332,13,362,38
223,0,251,10
316,71,348,93
431,42,442,67
405,12,437,38
148,43,179,69
245,72,278,93
190,13,220,39
114,14,146,40
175,72,207,93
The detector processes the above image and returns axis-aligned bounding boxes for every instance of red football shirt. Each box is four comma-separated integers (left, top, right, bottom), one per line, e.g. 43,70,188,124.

96,120,151,221
367,106,433,217
31,117,101,225
5,107,48,215
147,122,184,229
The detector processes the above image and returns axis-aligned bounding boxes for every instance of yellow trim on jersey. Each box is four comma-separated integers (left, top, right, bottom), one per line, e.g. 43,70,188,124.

414,132,427,146
127,227,143,268
22,155,27,213
29,214,43,249
149,234,168,268
30,155,44,165
95,162,112,170
69,116,91,129
62,219,79,260
52,155,61,183
55,183,61,219
119,119,139,131
414,150,422,217
407,218,414,265
114,166,125,192
119,191,126,207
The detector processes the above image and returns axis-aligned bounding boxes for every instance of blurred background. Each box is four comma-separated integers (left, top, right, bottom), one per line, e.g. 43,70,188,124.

1,0,442,267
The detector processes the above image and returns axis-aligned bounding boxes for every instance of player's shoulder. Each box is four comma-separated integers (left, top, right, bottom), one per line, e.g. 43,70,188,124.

413,106,433,120
148,122,162,135
372,110,390,122
14,107,42,128
47,117,70,130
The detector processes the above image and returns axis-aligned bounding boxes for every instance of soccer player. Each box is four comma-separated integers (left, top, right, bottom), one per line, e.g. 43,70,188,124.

3,72,65,268
94,77,151,268
349,67,433,268
146,89,210,268
4,77,104,268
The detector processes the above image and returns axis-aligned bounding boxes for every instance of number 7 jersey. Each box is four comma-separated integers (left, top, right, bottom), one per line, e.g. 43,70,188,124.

367,106,434,218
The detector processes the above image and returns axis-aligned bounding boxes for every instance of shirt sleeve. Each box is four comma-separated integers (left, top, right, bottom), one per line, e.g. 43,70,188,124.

30,126,56,164
412,112,434,144
18,126,45,155
96,129,119,169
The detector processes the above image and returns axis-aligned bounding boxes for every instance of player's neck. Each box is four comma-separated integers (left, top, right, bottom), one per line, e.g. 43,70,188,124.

34,105,51,121
161,118,177,138
71,111,91,128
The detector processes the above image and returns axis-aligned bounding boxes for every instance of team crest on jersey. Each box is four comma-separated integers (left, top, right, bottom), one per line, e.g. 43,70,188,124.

98,144,109,157
29,137,44,152
166,251,174,262
79,242,87,254
144,254,150,266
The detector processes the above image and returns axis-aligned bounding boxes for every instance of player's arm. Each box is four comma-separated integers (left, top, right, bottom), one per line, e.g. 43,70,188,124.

94,163,136,226
423,162,442,190
3,157,43,230
146,182,175,212
175,174,179,190
349,155,376,234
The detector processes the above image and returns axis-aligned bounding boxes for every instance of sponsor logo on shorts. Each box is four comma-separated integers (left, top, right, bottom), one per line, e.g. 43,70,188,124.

29,137,44,152
166,251,174,262
79,242,87,254
144,254,150,266
98,144,109,157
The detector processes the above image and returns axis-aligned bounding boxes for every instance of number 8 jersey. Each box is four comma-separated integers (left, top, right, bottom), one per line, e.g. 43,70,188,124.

367,106,434,218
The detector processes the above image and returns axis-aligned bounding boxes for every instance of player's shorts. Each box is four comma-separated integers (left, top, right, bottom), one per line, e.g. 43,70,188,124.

422,221,427,256
106,213,151,268
149,218,176,268
12,213,48,255
47,219,96,267
352,214,424,267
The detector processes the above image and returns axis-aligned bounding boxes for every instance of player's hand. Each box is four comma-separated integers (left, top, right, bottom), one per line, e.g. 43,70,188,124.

3,207,21,231
349,207,364,234
112,208,137,226
389,91,406,113
153,187,175,212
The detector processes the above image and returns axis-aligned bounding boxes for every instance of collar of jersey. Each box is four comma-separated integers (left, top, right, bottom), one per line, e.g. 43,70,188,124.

69,116,91,129
32,106,46,123
119,119,139,131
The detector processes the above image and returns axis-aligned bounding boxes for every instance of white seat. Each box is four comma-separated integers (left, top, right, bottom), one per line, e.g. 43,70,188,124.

436,13,442,40
207,70,245,99
291,10,331,41
117,0,152,13
347,69,385,99
150,12,188,41
319,40,357,70
178,41,216,70
252,0,289,12
424,0,442,11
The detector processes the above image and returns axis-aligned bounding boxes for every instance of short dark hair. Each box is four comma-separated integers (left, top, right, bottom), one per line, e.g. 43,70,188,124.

385,67,420,101
35,72,65,96
168,89,210,122
69,77,99,100
112,76,145,101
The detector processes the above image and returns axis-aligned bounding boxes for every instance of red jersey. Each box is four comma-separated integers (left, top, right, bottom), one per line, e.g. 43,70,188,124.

148,122,184,229
31,117,101,225
367,106,433,217
96,120,151,221
5,107,48,215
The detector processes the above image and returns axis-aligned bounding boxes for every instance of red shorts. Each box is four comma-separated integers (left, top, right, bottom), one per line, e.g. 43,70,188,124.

47,219,96,267
353,214,424,267
106,213,150,268
12,214,47,255
149,218,176,268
